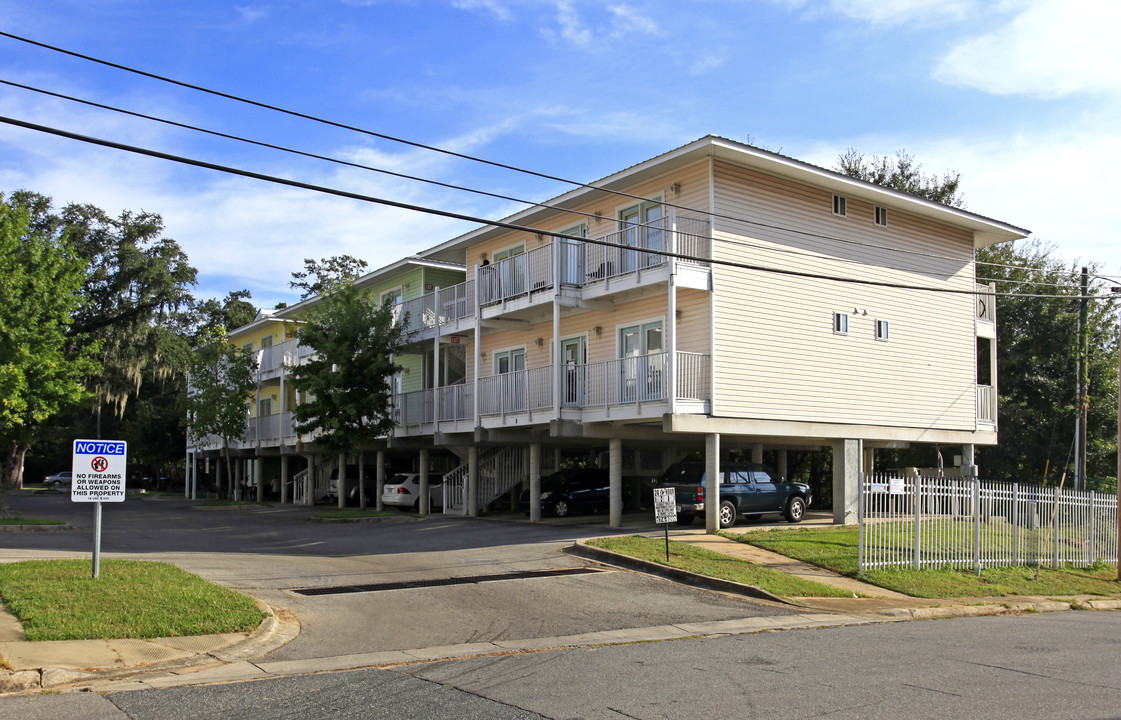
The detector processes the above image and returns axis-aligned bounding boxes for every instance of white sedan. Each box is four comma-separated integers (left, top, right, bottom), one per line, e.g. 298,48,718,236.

381,473,443,512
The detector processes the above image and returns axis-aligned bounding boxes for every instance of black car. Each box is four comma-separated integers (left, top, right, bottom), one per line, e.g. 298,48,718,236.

519,468,613,517
656,461,812,528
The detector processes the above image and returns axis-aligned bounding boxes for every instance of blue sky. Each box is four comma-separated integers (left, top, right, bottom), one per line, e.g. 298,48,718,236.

1,0,1119,308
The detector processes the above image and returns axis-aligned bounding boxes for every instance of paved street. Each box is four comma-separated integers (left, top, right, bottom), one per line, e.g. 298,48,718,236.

4,612,1121,719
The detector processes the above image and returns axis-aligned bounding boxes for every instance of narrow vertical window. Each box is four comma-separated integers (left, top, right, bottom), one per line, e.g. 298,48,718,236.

875,206,888,227
833,195,847,217
875,319,890,341
833,312,848,335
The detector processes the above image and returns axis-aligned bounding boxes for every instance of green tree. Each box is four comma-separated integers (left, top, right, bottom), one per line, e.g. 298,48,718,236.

185,329,257,498
6,191,199,484
835,148,965,208
194,290,258,337
0,197,95,492
288,258,405,508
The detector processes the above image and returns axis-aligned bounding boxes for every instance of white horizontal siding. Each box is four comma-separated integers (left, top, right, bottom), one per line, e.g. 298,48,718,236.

710,160,979,430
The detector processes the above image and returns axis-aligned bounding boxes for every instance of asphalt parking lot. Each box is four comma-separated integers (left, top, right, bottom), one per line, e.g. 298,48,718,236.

1,491,804,662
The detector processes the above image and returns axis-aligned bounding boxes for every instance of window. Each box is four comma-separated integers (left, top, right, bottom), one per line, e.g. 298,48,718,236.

493,347,526,374
833,312,848,335
260,335,273,348
874,206,888,227
619,201,664,271
242,341,253,351
833,195,847,217
875,319,890,341
259,398,272,416
381,288,402,307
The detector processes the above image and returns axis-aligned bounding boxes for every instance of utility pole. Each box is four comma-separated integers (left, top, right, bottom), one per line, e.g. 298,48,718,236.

1076,267,1089,491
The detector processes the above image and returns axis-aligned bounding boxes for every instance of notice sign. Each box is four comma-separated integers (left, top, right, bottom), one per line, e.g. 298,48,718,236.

653,487,677,524
72,439,127,503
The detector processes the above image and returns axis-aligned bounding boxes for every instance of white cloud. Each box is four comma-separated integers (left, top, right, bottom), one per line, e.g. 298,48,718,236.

778,0,979,25
235,5,269,23
933,0,1121,98
451,0,514,22
543,0,660,48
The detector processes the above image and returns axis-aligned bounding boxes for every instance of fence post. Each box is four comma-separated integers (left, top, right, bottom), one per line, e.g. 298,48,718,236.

973,477,982,576
1053,486,1061,568
857,473,865,574
913,475,921,570
1089,490,1096,565
1012,483,1019,566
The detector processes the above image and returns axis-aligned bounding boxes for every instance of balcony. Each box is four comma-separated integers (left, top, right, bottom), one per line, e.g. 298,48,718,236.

476,213,711,308
392,351,712,435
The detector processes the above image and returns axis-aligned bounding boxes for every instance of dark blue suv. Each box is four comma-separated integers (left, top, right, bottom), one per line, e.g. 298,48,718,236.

657,461,811,528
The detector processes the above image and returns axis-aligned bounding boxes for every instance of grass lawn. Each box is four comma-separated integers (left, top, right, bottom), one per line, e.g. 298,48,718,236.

0,517,65,526
587,536,853,599
0,559,265,641
726,526,1121,599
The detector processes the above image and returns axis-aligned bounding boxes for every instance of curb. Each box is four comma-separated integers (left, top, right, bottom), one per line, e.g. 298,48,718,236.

0,601,300,694
0,524,74,532
566,540,797,606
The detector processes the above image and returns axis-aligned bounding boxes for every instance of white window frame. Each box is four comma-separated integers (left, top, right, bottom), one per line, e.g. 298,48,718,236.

616,316,665,358
492,345,528,375
381,287,403,307
874,206,888,227
833,195,847,217
833,312,848,335
875,319,890,342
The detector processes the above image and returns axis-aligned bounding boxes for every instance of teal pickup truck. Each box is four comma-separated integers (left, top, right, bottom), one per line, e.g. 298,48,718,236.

656,461,812,529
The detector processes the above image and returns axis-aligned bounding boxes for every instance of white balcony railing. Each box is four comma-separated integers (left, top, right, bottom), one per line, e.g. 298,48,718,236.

977,384,996,423
581,352,669,408
976,283,996,323
477,365,554,415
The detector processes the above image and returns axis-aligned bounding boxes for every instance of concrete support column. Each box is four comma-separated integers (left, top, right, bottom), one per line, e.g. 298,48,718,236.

961,444,977,478
467,445,479,517
832,438,861,525
254,457,263,502
776,450,788,481
863,447,875,477
751,442,763,464
235,459,244,500
376,450,386,511
302,454,316,506
529,442,542,523
609,438,623,528
280,455,289,504
705,434,721,534
419,448,430,516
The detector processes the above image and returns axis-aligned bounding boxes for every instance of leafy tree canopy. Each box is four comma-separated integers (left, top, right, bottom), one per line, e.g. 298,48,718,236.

288,256,405,457
835,148,965,208
290,255,368,299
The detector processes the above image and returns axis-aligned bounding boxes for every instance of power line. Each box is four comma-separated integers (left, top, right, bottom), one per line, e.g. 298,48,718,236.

2,113,1109,303
0,31,1023,270
3,77,1005,276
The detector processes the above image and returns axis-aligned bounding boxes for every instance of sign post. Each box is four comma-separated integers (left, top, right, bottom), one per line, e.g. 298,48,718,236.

653,487,678,562
71,439,127,578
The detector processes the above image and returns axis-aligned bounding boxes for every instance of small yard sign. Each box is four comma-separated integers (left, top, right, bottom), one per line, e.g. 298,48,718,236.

71,439,127,579
653,487,677,561
72,439,127,503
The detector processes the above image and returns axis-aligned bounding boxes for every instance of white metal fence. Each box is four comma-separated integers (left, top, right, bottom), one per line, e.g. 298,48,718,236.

859,473,1118,573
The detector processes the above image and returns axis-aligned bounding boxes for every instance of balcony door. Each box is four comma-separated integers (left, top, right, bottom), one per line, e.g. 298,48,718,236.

561,336,587,407
494,347,526,412
620,201,663,273
494,245,526,299
619,321,663,402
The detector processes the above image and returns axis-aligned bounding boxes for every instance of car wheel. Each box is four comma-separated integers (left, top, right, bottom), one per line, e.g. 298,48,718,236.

785,496,807,523
553,499,570,518
676,512,695,526
718,500,737,529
